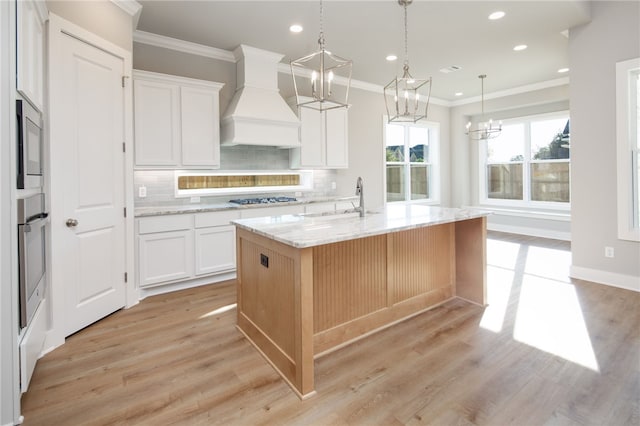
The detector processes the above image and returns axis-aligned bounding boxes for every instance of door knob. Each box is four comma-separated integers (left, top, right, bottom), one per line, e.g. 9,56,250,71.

66,218,78,228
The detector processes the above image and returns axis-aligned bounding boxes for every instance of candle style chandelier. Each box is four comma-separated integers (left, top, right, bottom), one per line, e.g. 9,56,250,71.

290,0,352,111
384,0,432,123
465,74,502,140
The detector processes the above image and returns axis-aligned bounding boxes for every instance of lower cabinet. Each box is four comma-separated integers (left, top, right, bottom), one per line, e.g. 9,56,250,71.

139,229,194,287
137,210,240,289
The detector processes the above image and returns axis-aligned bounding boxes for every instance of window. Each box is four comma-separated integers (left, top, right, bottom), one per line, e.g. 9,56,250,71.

481,112,570,207
385,121,439,203
616,57,640,241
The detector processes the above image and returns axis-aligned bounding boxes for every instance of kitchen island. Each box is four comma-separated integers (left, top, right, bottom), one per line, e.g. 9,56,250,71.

232,204,489,398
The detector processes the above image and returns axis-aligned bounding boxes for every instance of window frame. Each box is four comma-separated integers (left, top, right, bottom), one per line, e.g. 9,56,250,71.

616,57,640,242
479,110,571,211
383,118,440,205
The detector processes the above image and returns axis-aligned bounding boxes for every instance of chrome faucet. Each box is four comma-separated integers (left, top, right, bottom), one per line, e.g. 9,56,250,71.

355,176,365,217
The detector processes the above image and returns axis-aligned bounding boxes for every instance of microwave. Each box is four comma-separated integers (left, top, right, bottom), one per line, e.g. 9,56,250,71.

16,98,43,190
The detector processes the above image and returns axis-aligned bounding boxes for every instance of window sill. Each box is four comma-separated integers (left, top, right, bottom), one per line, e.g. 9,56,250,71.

467,205,571,222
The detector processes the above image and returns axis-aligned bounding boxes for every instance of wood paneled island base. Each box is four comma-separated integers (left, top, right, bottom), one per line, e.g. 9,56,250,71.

234,207,487,398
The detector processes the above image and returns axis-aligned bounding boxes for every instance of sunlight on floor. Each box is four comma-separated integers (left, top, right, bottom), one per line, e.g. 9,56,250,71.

479,266,514,332
481,236,599,371
514,276,599,371
200,303,237,319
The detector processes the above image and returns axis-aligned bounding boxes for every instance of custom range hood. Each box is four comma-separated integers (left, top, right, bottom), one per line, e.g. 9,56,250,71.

221,45,300,147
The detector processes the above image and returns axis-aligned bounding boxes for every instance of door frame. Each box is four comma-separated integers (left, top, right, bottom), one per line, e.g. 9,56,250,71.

46,13,136,350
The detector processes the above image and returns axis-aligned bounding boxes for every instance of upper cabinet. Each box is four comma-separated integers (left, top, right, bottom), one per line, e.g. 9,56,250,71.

288,97,349,169
16,0,47,111
133,70,224,169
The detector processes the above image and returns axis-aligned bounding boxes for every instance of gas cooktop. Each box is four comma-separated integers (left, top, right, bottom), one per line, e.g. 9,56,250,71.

229,196,297,205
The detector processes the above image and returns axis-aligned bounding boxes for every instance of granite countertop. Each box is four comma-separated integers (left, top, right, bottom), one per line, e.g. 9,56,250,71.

134,196,358,217
232,204,491,248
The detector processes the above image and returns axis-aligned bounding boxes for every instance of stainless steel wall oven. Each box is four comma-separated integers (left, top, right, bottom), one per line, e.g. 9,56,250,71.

18,193,48,329
16,98,43,189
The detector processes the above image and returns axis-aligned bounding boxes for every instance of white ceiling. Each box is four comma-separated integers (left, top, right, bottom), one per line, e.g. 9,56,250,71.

135,0,592,102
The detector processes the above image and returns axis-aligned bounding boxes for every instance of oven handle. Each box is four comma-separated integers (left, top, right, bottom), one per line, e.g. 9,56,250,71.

23,213,49,233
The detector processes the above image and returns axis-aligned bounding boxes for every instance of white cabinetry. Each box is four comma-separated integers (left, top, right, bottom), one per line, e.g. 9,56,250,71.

194,211,238,276
288,97,348,169
138,215,194,287
133,70,224,168
16,0,47,111
136,210,240,289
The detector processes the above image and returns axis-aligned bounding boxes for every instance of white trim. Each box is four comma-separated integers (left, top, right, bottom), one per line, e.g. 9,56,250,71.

109,0,142,28
615,57,640,242
450,77,570,107
132,69,224,90
570,265,640,292
133,30,235,62
469,205,570,222
488,223,571,241
139,272,236,300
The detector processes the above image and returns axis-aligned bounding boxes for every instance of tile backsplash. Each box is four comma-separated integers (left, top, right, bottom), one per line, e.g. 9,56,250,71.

134,146,338,206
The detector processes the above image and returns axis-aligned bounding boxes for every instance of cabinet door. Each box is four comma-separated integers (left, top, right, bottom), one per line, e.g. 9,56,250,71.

138,230,193,287
194,225,235,276
134,79,180,166
325,108,348,168
298,107,325,167
16,0,45,110
180,86,220,167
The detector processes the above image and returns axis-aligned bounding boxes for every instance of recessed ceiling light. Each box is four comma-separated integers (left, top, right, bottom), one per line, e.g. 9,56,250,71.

289,24,303,33
455,92,463,97
386,54,398,61
488,11,505,20
513,44,528,51
558,67,570,73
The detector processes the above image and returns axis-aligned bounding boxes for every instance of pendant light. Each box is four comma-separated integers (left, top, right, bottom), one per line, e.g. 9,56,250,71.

465,74,502,140
290,0,352,112
384,0,432,123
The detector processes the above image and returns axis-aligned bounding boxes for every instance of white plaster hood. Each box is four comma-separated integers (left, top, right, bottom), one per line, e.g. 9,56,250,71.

220,45,300,148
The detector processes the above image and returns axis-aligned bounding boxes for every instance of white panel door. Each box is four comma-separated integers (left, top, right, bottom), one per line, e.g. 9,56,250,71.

325,108,348,168
133,79,180,166
194,226,235,276
54,32,126,337
180,86,220,167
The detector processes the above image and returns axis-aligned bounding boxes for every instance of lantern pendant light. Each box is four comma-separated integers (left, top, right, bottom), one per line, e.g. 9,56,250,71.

290,0,353,112
384,0,432,123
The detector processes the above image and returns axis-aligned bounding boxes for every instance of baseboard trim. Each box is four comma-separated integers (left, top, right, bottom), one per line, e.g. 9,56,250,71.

487,223,571,241
139,271,237,299
570,265,640,292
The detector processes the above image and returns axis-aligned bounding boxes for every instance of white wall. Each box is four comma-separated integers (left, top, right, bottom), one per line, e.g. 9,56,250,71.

46,0,132,50
569,1,640,288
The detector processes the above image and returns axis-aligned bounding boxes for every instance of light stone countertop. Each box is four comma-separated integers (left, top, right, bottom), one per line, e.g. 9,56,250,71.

134,196,358,217
232,204,491,248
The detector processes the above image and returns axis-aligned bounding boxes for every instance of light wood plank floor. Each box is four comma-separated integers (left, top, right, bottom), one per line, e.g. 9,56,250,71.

21,232,640,425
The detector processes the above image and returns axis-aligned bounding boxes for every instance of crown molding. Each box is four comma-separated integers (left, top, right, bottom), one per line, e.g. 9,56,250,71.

450,77,570,107
133,30,236,62
133,30,564,108
110,0,142,28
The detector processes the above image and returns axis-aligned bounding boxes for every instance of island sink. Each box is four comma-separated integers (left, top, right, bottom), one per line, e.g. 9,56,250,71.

233,204,489,399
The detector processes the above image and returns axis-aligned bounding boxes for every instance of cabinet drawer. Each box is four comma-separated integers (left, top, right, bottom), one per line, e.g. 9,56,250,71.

194,210,240,228
138,214,193,234
240,205,304,219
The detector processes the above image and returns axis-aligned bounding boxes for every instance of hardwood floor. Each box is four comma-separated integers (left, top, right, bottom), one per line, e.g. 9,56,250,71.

21,232,639,425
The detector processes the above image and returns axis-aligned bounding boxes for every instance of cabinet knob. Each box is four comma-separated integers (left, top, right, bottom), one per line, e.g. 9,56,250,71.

66,218,78,228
